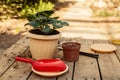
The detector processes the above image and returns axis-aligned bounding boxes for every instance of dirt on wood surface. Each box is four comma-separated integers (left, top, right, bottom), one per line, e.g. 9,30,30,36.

0,19,27,53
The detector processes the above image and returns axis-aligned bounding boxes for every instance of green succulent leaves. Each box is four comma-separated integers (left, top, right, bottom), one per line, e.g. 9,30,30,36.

25,10,69,34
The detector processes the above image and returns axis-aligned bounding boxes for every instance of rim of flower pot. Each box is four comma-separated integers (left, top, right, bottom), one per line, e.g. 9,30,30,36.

27,29,61,40
62,42,81,50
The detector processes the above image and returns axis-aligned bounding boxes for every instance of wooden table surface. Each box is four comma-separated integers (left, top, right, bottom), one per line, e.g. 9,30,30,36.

0,37,120,80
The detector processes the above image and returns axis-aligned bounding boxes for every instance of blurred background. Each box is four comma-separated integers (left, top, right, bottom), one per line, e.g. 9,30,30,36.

0,0,77,19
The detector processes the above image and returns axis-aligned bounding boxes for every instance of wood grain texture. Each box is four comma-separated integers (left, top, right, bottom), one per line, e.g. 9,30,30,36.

28,72,56,80
1,38,120,80
114,44,120,61
0,37,29,77
94,40,120,80
0,62,31,80
57,38,75,80
57,62,74,80
28,50,74,80
73,39,100,80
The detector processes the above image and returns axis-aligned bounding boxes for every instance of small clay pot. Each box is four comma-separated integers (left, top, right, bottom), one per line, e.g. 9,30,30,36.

62,42,81,62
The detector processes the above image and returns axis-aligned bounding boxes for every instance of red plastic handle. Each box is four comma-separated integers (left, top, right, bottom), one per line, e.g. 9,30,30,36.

15,57,33,63
15,57,67,72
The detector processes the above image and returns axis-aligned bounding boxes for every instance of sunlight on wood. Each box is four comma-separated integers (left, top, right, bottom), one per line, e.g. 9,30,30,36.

61,31,110,40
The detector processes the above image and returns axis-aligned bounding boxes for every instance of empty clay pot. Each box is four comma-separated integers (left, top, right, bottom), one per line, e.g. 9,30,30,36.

62,42,81,62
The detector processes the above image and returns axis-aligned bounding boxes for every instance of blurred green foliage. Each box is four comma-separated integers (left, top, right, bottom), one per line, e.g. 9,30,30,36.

0,0,54,19
93,9,120,17
91,0,120,17
21,0,54,18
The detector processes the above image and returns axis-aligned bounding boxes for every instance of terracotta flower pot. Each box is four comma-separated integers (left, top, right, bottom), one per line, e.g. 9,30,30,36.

62,42,81,62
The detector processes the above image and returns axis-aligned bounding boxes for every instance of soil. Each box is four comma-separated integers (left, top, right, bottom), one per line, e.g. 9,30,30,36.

29,29,59,35
0,1,77,53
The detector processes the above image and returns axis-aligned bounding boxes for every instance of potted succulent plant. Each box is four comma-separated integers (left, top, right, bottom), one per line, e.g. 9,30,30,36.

25,10,69,60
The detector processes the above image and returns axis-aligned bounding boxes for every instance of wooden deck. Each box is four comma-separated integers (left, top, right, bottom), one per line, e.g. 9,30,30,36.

0,37,120,80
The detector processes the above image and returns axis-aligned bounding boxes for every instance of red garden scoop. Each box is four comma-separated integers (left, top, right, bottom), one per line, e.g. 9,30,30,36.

15,57,67,72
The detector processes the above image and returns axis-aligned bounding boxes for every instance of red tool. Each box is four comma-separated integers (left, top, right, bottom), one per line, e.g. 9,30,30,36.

15,57,66,72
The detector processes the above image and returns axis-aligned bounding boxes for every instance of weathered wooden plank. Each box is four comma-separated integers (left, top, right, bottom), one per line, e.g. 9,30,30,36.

28,50,56,80
57,62,74,80
94,40,120,80
114,44,120,61
102,77,120,80
0,47,35,80
28,50,73,80
0,62,31,80
28,72,56,80
57,38,78,80
73,39,100,80
0,36,29,76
